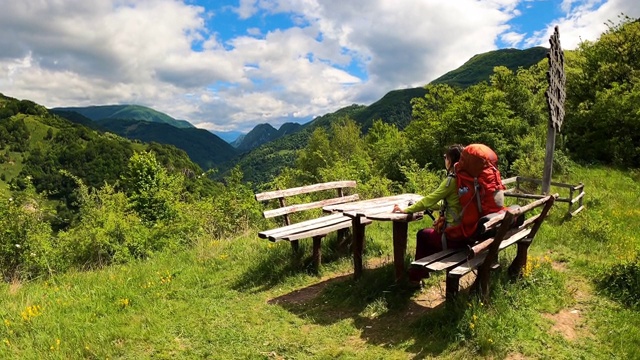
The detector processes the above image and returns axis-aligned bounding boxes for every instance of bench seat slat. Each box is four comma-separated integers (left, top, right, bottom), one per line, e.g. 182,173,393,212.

281,220,353,241
448,229,532,277
263,194,360,218
426,251,470,271
258,213,347,238
449,252,488,277
411,248,462,267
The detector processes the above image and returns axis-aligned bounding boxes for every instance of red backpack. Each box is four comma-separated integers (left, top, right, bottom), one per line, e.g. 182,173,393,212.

444,144,506,241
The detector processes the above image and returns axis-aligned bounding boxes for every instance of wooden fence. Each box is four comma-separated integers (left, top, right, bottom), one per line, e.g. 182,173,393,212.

502,176,585,218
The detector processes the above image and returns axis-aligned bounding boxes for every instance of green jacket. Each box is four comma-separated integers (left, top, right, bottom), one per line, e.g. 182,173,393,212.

404,174,462,225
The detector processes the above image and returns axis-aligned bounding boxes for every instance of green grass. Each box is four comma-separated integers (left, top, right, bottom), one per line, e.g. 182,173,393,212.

1,165,639,359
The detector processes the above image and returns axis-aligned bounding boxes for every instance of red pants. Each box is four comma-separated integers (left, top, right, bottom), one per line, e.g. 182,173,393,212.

409,228,468,281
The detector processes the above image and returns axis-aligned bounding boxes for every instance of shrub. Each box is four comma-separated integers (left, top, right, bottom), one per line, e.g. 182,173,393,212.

56,183,151,269
0,187,56,280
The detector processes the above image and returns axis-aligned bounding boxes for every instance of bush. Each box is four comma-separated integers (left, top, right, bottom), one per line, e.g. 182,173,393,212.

56,183,152,269
0,188,56,280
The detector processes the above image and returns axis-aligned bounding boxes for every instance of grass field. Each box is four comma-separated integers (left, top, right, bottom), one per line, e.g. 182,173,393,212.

1,165,639,359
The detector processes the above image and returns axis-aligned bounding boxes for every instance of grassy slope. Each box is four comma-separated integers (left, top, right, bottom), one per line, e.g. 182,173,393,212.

1,165,639,359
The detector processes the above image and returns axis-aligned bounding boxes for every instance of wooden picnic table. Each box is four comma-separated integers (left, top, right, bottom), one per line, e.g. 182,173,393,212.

323,194,425,281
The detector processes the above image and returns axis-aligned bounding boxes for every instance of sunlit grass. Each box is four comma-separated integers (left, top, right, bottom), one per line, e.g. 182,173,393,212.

1,165,639,359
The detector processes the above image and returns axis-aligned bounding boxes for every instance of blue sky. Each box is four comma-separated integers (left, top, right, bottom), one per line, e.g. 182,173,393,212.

1,0,638,136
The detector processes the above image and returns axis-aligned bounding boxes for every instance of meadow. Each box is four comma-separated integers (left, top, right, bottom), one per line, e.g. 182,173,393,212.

1,165,639,359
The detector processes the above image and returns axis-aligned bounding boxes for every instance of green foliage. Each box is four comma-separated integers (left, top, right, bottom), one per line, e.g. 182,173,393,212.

365,119,410,182
564,16,640,167
0,117,30,152
596,253,640,309
398,160,442,195
121,151,183,224
0,185,55,280
56,181,152,269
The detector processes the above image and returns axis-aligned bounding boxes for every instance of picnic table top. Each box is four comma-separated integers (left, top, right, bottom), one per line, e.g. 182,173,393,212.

322,193,424,221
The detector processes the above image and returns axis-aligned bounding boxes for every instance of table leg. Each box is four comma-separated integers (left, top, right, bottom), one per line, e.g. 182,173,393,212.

352,216,365,279
392,221,408,282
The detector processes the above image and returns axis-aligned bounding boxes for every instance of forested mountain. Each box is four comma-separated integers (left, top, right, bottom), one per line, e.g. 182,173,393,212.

0,94,209,229
232,47,548,185
235,122,303,153
431,47,548,88
95,118,238,170
51,104,194,129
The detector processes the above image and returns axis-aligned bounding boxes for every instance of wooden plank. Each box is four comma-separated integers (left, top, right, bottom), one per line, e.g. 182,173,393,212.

570,205,585,217
516,195,554,215
281,220,353,241
426,251,469,271
502,176,518,185
449,252,487,276
450,229,533,277
323,194,422,213
263,194,360,218
479,213,507,233
498,228,533,250
412,248,462,267
516,176,575,189
570,191,585,205
255,181,357,201
258,213,348,238
505,193,546,200
365,211,424,222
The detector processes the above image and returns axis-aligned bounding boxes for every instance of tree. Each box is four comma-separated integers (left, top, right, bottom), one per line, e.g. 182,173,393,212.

564,16,640,166
121,151,183,224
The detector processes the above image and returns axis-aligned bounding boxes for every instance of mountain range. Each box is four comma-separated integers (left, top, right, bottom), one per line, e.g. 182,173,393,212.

44,46,547,180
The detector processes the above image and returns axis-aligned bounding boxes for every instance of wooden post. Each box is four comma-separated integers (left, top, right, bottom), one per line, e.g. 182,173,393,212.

392,221,408,282
542,124,555,195
312,236,322,271
352,216,365,280
543,26,566,195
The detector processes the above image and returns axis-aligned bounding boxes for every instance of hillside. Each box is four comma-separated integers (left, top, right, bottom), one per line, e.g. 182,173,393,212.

51,104,194,129
96,119,238,171
431,46,548,88
0,93,206,224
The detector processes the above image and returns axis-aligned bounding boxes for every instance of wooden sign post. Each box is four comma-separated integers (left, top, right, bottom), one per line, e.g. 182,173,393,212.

543,26,566,195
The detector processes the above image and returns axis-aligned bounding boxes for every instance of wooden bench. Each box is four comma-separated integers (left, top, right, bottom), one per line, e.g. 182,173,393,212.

410,194,558,301
256,181,360,269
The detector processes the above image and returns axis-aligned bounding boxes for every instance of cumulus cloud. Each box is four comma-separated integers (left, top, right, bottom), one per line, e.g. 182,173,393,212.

0,0,638,133
524,0,639,48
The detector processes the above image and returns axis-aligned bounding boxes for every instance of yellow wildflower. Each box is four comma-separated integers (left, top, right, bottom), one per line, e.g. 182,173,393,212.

118,298,130,309
21,305,42,322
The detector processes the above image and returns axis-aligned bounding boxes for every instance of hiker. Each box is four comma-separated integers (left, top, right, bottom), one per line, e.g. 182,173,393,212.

392,144,466,283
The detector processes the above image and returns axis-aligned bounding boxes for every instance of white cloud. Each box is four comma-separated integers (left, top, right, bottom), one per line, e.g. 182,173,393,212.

0,0,638,133
501,31,527,47
524,0,639,49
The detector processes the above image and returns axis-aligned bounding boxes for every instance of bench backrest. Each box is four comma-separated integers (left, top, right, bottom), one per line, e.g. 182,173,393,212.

471,193,558,259
255,181,359,226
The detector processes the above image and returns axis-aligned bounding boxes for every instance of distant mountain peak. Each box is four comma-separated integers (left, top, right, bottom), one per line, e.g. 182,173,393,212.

51,104,194,129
